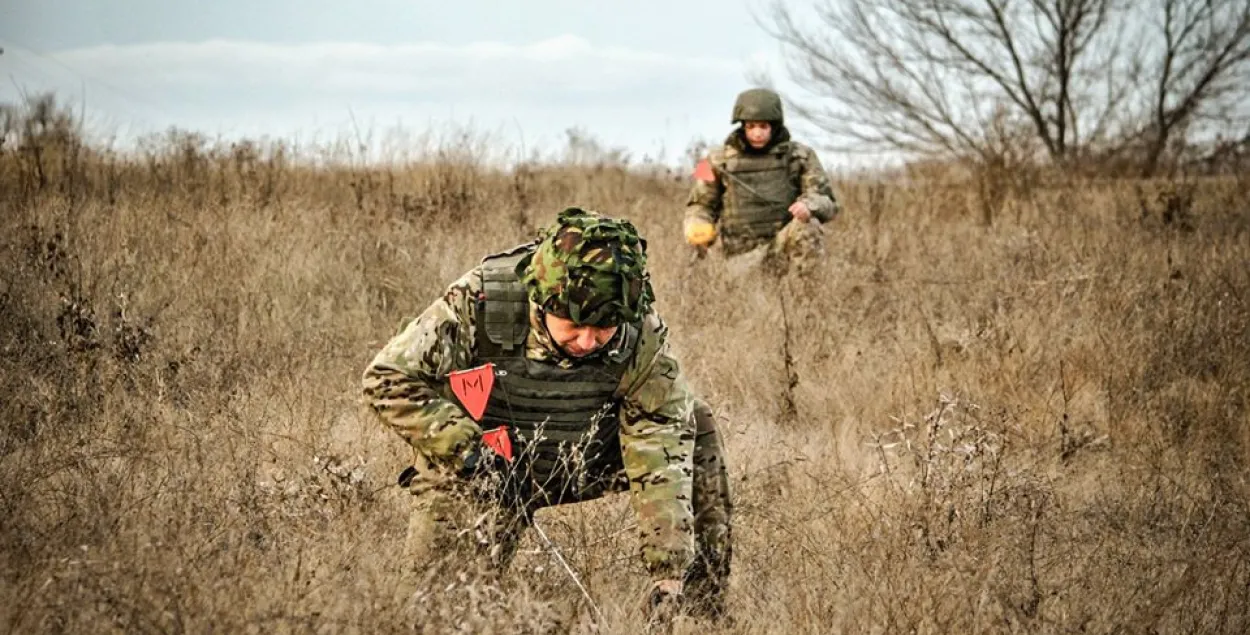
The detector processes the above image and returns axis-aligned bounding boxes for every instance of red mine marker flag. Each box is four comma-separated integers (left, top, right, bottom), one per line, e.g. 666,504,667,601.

482,427,514,462
449,363,494,421
693,159,715,183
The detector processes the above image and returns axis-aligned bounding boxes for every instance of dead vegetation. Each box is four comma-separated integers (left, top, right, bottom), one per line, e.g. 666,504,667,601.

2,94,1249,634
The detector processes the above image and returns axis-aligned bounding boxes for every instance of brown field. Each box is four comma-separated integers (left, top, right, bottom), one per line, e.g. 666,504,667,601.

2,102,1249,634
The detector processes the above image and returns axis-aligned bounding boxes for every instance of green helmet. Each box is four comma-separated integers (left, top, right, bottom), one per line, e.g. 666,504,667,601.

731,87,784,123
517,207,654,327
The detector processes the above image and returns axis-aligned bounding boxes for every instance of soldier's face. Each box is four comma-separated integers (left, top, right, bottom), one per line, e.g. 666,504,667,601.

543,314,618,357
744,121,772,148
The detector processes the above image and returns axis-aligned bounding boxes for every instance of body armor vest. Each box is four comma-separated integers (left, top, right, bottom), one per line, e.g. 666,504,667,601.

720,146,800,254
470,244,639,505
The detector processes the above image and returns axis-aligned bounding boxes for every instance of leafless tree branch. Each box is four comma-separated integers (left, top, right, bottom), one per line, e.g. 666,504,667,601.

757,0,1250,175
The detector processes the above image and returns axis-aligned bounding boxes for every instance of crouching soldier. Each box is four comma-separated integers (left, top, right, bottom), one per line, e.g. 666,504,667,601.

362,207,733,624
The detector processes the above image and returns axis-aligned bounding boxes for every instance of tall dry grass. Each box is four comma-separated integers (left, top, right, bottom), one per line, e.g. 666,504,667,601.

2,96,1249,634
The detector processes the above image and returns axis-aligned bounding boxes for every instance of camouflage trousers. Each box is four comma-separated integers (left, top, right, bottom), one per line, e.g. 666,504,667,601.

399,398,733,616
720,217,826,279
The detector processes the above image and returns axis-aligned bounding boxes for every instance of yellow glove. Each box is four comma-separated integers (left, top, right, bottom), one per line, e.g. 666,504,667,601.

685,220,717,247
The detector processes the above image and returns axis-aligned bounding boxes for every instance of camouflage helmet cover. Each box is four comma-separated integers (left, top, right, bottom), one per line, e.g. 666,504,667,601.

517,207,654,327
732,87,784,123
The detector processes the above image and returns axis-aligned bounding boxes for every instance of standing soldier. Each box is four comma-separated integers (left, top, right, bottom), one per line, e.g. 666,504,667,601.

361,207,733,626
684,87,841,275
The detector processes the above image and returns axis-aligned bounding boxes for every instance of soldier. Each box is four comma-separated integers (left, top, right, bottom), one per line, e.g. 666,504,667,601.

361,207,733,625
684,87,841,275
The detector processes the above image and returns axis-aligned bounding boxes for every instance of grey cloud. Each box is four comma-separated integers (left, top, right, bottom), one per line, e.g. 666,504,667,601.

5,35,774,162
55,36,744,100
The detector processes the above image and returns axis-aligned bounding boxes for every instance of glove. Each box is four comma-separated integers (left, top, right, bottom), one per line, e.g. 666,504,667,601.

420,417,482,472
684,220,716,247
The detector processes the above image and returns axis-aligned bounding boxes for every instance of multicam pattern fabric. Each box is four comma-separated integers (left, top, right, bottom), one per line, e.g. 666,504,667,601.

362,210,732,590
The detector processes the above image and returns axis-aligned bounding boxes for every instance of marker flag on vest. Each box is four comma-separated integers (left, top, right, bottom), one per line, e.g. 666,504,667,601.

693,158,715,183
482,426,514,462
450,363,494,421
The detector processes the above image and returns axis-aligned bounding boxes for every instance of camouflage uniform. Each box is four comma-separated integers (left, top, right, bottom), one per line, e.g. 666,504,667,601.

685,88,841,276
362,208,733,619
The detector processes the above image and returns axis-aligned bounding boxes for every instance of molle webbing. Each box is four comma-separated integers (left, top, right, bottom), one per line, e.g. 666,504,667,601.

720,150,800,247
480,249,531,351
473,247,638,503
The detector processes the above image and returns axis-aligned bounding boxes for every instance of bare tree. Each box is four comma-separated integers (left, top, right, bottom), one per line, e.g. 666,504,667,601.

757,0,1250,175
1130,0,1250,175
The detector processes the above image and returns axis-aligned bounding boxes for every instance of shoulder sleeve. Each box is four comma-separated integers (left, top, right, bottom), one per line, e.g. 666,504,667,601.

792,142,841,223
684,148,728,227
615,312,696,580
360,267,483,454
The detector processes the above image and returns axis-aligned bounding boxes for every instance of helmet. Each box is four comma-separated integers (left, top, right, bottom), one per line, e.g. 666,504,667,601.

731,87,784,124
518,207,654,327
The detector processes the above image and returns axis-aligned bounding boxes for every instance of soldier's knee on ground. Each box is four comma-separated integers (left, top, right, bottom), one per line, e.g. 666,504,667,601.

403,489,458,567
402,478,529,577
780,218,825,262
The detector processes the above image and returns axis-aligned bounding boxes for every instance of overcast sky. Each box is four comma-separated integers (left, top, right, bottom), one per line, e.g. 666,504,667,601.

0,0,834,166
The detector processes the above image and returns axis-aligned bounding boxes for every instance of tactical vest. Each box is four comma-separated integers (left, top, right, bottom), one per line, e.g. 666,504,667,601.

470,244,639,506
719,146,800,254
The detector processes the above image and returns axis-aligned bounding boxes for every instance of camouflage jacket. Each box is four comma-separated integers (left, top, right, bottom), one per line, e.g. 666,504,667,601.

685,129,840,229
361,265,697,580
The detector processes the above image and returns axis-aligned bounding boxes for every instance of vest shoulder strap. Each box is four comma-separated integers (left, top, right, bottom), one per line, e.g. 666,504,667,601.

475,240,642,367
478,242,536,351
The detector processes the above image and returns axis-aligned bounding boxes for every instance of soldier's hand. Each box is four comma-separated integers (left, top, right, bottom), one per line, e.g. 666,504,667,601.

459,436,512,480
420,417,482,472
684,220,717,248
644,579,684,632
788,200,812,222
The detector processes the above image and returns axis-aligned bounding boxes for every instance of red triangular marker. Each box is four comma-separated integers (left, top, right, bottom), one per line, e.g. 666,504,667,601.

482,427,513,462
449,363,494,421
693,158,715,183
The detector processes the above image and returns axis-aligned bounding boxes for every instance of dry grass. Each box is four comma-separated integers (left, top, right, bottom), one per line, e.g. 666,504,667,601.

2,100,1249,634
